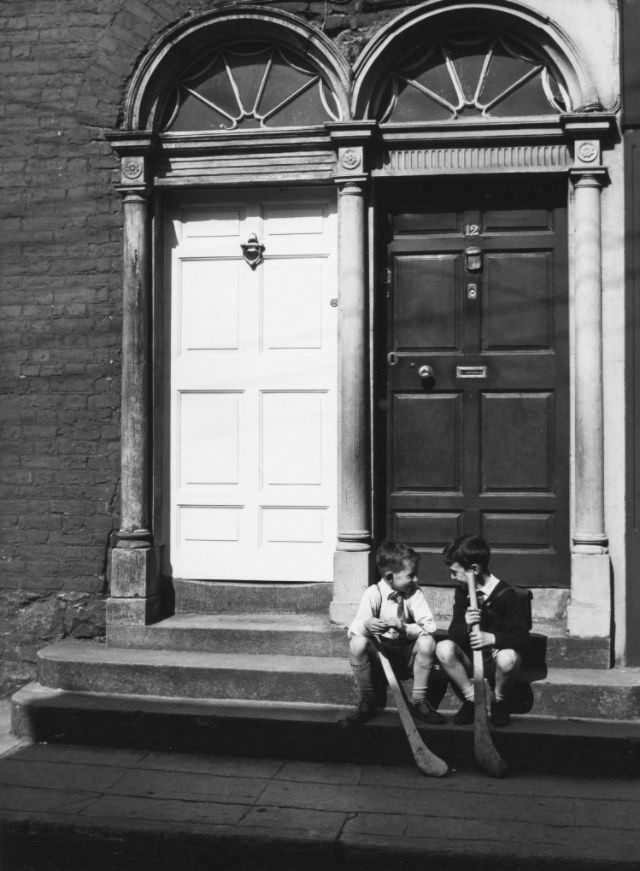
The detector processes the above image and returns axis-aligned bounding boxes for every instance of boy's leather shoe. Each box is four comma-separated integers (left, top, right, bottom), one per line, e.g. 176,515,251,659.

411,700,446,725
453,700,475,725
490,700,511,727
344,700,378,726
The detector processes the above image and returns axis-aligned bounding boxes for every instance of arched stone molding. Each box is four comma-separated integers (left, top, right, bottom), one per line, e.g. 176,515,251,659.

123,5,352,133
351,0,601,121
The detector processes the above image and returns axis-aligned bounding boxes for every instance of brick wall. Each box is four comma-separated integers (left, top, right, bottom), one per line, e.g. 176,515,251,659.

0,0,404,696
0,0,206,697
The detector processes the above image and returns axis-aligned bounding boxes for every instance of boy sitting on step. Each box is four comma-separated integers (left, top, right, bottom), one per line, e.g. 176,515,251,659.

344,540,445,726
436,535,531,727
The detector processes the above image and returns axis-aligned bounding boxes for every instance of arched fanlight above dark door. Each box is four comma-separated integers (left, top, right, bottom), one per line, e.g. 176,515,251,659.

352,3,602,123
373,32,568,123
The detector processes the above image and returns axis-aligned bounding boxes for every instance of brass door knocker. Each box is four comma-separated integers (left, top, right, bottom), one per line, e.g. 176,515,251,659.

241,233,265,270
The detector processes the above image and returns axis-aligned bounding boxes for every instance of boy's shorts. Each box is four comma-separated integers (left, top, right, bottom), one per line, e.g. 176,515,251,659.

459,645,520,684
377,636,417,681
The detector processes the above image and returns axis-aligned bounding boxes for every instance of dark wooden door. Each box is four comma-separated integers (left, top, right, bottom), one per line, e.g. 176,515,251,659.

378,179,569,587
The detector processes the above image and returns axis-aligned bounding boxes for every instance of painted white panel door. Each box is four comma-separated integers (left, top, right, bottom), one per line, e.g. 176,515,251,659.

169,193,338,581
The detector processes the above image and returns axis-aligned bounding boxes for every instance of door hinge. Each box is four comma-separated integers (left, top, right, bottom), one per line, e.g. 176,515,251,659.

383,267,392,298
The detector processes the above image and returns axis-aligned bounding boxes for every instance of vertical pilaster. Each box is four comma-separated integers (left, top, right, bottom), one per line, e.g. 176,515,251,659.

119,188,151,539
329,135,373,625
569,163,611,637
106,145,160,629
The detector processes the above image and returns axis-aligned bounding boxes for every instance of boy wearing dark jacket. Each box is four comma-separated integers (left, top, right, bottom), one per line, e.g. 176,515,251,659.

436,536,531,726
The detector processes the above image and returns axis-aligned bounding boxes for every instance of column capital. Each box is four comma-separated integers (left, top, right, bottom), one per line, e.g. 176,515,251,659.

116,186,150,202
336,177,367,194
569,167,609,187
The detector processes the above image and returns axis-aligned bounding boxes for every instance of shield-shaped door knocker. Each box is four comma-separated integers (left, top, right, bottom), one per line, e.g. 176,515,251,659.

241,233,265,270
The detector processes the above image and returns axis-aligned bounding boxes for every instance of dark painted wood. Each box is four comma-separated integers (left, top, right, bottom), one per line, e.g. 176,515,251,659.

623,1,640,664
622,0,640,126
624,132,640,665
378,179,569,587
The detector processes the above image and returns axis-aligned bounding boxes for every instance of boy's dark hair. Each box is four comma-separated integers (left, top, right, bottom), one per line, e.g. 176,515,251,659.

376,540,420,576
443,535,491,572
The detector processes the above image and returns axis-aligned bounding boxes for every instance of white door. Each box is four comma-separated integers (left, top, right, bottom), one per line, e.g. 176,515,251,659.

169,191,338,581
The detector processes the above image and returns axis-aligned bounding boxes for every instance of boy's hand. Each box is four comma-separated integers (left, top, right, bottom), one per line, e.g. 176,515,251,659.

465,607,481,626
365,617,389,635
469,627,495,649
385,616,404,633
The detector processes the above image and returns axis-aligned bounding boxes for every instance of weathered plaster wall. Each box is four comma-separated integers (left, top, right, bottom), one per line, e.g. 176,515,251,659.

530,0,619,108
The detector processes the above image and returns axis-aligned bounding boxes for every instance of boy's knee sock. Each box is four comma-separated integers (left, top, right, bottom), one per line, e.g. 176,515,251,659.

411,685,427,704
349,659,375,705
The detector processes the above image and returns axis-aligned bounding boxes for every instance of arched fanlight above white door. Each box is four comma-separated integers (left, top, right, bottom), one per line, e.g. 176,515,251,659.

123,6,351,133
161,42,342,132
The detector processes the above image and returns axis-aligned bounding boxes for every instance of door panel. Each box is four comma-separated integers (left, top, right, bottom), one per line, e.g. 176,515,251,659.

380,180,569,587
169,192,337,581
480,393,554,492
392,393,463,491
484,253,553,348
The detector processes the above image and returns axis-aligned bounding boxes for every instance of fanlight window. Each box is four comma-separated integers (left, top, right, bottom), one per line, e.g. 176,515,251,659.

378,33,568,123
162,43,340,132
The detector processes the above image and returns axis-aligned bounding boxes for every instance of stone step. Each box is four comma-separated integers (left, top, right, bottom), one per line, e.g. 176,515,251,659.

39,640,353,706
12,681,640,778
35,640,640,720
108,613,348,658
172,580,333,614
107,612,609,669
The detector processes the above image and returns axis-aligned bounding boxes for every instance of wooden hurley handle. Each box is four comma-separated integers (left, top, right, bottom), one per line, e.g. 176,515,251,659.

467,571,480,611
465,570,508,778
375,644,449,778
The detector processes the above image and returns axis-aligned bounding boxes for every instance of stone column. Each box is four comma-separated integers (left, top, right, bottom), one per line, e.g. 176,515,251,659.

330,159,371,625
107,150,160,631
568,160,610,638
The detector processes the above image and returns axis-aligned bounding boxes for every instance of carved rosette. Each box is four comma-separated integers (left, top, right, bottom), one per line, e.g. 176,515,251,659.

574,140,601,166
336,145,364,178
119,155,147,188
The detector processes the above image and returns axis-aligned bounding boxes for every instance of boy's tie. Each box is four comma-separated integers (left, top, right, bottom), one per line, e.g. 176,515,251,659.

388,590,405,621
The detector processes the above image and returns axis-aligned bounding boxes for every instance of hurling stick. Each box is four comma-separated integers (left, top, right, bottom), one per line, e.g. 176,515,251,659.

466,573,508,778
376,646,449,777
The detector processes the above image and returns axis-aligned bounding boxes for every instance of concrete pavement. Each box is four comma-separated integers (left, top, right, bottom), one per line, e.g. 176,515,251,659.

1,700,640,870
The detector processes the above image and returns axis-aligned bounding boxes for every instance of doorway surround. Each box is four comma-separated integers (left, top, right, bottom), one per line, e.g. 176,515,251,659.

106,2,616,643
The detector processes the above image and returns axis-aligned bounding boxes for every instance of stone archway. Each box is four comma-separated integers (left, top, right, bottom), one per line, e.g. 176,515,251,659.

351,0,599,117
123,5,352,132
